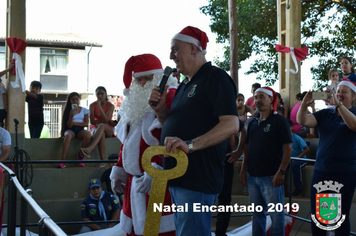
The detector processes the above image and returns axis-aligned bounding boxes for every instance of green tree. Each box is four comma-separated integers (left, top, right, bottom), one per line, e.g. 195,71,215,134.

200,0,356,88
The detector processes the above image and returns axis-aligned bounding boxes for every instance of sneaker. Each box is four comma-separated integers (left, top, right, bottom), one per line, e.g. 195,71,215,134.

292,187,303,197
77,151,85,167
96,163,106,168
57,163,66,169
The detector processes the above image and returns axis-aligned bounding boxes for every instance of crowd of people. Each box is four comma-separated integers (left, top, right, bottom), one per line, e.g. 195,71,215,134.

1,25,355,236
109,27,356,236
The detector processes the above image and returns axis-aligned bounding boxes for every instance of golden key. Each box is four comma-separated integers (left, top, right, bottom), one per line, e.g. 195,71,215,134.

142,146,188,236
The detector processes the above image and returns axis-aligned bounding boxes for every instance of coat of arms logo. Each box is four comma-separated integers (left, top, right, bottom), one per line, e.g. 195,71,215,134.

188,84,197,97
263,124,271,132
311,180,346,231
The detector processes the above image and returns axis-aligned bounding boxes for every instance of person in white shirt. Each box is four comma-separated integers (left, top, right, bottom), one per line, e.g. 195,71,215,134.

58,92,91,168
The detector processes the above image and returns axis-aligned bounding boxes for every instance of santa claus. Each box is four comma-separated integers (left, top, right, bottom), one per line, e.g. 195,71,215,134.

110,54,177,236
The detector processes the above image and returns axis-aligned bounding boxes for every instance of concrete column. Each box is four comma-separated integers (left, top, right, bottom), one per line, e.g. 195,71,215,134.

6,0,26,144
277,0,301,112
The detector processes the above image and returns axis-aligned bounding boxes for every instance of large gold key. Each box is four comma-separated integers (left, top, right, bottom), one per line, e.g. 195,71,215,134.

142,146,188,236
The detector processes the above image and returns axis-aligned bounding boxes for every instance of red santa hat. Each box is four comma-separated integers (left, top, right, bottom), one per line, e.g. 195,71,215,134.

123,54,163,89
172,26,209,55
255,86,278,114
338,79,356,93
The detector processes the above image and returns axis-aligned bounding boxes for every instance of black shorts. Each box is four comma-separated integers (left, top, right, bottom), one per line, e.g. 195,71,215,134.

69,126,84,138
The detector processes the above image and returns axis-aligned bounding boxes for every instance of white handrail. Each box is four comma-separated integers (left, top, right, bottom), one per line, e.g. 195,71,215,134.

291,156,316,162
0,163,67,236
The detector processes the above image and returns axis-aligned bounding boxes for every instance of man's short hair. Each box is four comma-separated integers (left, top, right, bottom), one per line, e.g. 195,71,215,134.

30,81,42,89
108,154,119,160
252,83,261,89
172,68,178,72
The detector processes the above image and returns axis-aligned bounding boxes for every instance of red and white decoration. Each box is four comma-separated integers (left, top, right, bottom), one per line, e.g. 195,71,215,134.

6,37,27,92
275,44,308,74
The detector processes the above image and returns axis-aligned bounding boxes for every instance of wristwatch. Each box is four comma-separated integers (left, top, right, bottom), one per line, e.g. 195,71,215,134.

185,140,194,153
278,169,286,175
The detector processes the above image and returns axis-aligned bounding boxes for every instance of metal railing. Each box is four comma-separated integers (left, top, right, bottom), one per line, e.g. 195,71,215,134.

1,158,122,236
1,119,122,235
0,163,66,236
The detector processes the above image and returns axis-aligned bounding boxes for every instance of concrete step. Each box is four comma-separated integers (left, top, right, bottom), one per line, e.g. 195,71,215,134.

23,138,121,167
2,198,83,234
29,167,109,200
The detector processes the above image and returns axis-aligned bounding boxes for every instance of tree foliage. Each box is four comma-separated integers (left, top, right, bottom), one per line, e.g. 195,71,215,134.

200,0,356,88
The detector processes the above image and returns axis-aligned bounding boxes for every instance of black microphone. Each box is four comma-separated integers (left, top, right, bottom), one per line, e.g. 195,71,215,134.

14,118,19,125
151,66,173,107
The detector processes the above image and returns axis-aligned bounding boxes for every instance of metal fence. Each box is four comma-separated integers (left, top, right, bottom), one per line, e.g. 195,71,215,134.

43,104,62,138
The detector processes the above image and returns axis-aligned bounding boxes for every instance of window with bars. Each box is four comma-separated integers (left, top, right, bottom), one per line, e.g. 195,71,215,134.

40,49,68,90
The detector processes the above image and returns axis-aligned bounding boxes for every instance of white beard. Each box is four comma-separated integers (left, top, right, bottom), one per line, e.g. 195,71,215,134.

119,74,161,125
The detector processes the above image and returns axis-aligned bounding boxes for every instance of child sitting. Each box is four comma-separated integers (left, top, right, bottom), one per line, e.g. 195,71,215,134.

58,92,91,168
288,120,310,197
79,178,120,233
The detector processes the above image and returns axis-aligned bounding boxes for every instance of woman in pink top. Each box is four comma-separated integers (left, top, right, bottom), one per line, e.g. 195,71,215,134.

290,92,316,138
81,86,115,167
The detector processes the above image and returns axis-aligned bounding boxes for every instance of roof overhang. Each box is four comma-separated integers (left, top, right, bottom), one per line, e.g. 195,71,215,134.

0,36,102,49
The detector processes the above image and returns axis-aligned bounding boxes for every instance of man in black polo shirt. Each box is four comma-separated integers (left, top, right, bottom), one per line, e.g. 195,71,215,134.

240,86,292,236
149,26,239,235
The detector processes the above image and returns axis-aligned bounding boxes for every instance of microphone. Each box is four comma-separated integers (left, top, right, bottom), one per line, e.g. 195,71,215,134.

150,66,173,107
14,118,19,125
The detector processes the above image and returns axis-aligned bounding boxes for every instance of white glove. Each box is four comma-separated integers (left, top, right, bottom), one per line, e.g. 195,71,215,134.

135,172,152,194
110,166,128,194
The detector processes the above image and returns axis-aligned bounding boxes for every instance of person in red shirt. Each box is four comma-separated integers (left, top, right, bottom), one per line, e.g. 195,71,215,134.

245,82,261,110
81,86,115,167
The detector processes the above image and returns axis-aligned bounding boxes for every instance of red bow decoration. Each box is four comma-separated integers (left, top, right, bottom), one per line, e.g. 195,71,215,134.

275,44,309,74
6,37,27,91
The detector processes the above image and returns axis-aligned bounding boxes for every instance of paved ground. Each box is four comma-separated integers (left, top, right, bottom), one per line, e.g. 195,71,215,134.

289,229,312,236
